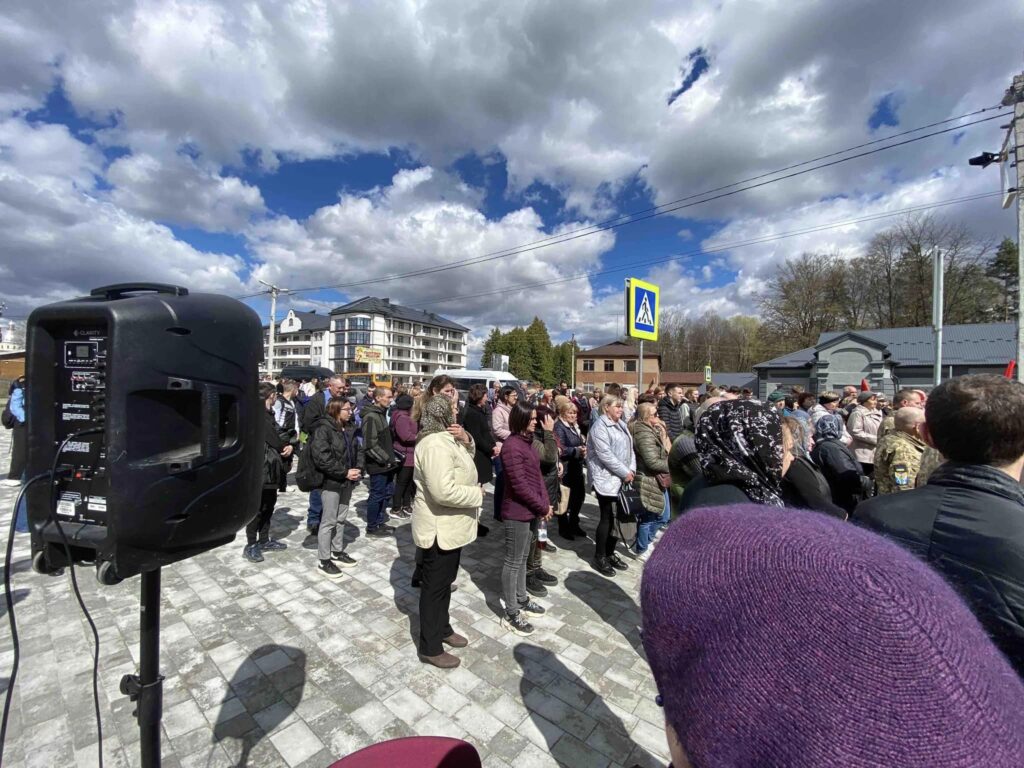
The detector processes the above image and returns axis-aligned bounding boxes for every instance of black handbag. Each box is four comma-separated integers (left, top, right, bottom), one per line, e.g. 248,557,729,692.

616,483,644,523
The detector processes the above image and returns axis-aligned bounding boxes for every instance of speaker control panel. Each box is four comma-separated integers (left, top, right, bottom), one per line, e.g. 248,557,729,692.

53,326,109,526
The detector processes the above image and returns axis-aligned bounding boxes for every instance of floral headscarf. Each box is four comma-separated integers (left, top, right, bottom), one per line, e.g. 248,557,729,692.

814,413,845,442
418,394,455,438
695,399,784,507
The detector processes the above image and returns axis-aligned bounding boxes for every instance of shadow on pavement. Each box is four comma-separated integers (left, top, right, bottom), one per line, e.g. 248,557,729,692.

389,521,420,648
564,571,644,656
514,643,659,767
213,644,306,768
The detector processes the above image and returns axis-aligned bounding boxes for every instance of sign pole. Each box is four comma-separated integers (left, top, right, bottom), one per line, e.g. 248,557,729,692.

638,340,643,394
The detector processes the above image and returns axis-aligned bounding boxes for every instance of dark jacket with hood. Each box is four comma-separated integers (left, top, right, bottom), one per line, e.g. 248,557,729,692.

309,415,364,500
853,462,1024,676
361,402,395,475
301,389,333,434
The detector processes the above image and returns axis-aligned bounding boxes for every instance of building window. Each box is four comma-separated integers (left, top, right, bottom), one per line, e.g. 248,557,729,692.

347,317,371,331
583,360,595,372
624,360,637,372
346,332,370,345
603,360,614,372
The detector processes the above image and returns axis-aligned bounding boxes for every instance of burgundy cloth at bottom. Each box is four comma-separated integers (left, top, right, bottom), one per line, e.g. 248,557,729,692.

327,736,481,768
640,504,1024,768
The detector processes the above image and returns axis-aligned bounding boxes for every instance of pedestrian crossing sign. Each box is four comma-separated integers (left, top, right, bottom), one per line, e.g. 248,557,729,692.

626,278,659,341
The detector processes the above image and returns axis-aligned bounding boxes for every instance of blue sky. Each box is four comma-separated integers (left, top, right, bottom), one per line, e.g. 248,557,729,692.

1,0,1019,356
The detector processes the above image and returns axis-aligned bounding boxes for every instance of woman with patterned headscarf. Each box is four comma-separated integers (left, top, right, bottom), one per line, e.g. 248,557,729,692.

811,413,868,514
680,399,785,512
411,394,482,669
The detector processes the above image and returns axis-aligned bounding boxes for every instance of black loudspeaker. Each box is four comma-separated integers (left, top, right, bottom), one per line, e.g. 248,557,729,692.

25,283,264,584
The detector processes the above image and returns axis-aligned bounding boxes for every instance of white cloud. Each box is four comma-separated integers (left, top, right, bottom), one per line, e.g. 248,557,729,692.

106,151,265,231
248,166,616,335
0,117,248,317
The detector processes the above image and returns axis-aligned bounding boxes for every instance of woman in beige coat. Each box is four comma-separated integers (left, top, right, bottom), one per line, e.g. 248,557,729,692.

412,394,483,669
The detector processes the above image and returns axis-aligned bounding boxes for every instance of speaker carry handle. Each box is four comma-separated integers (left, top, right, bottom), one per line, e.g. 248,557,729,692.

91,283,189,300
165,377,222,474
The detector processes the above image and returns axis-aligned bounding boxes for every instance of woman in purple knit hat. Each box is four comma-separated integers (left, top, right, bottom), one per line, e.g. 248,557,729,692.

641,504,1024,768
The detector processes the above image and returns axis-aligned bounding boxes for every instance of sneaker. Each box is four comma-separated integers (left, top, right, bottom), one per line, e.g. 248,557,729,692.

503,612,534,636
533,568,558,586
518,600,546,617
242,544,263,563
331,551,357,568
542,540,558,553
390,508,410,520
525,576,548,598
317,559,344,581
608,553,629,571
592,557,616,577
367,525,396,537
259,539,286,552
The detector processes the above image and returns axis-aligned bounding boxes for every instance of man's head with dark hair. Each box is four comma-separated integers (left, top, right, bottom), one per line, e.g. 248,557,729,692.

727,386,742,396
606,383,623,397
784,395,796,410
797,392,816,410
258,381,277,401
924,375,1024,466
741,388,753,399
637,393,658,406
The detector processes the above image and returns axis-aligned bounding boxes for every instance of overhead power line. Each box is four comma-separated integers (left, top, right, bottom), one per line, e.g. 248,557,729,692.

276,108,1009,296
411,191,1002,308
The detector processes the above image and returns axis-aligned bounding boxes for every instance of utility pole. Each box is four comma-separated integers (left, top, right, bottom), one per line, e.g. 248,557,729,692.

1003,71,1024,382
932,249,944,387
257,280,290,379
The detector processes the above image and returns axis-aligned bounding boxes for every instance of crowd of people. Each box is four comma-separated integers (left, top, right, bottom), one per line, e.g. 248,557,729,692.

255,371,1023,681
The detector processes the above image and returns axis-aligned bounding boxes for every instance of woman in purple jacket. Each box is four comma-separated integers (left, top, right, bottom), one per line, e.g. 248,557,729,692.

390,394,418,519
500,401,552,636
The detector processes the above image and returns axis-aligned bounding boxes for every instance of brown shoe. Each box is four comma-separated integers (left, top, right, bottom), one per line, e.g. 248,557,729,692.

442,632,469,648
419,651,461,669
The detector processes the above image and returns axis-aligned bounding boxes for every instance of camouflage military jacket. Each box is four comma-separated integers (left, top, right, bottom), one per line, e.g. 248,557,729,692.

874,432,926,494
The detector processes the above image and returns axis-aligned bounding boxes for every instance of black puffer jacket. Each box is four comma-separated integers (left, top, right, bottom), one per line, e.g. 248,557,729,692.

309,415,364,501
657,397,689,441
262,409,286,489
853,463,1024,676
811,438,867,514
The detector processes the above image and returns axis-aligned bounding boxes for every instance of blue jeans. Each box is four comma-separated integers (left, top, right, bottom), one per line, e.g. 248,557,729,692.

14,471,28,533
307,488,323,528
367,471,394,530
492,457,504,521
635,491,670,553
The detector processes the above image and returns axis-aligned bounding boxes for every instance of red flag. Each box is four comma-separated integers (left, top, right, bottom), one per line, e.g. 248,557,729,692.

1004,361,1016,379
860,378,870,391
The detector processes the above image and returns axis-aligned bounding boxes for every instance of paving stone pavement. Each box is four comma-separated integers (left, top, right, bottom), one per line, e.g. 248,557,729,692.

0,430,669,767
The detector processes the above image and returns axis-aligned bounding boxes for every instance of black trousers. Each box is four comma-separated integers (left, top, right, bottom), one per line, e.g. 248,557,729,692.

246,489,277,545
595,492,619,559
418,541,462,656
557,464,586,536
8,424,26,480
393,465,415,508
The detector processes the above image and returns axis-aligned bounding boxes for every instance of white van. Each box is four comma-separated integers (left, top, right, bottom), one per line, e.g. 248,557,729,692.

432,368,523,398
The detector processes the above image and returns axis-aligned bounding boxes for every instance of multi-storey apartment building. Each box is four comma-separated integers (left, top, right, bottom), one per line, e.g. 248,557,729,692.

260,309,331,377
329,297,468,380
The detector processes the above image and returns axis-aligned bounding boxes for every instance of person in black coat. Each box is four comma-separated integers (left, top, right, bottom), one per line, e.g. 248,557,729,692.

780,416,846,519
245,382,293,563
810,413,867,514
853,374,1024,676
460,384,495,538
309,398,364,579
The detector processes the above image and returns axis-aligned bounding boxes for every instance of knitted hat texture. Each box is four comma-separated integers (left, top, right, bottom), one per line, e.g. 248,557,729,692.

640,505,1024,767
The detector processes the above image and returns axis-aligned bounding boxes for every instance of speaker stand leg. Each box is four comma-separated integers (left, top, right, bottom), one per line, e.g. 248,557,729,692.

120,567,163,768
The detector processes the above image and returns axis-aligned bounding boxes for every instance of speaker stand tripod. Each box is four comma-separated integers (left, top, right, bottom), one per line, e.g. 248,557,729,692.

119,567,164,768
